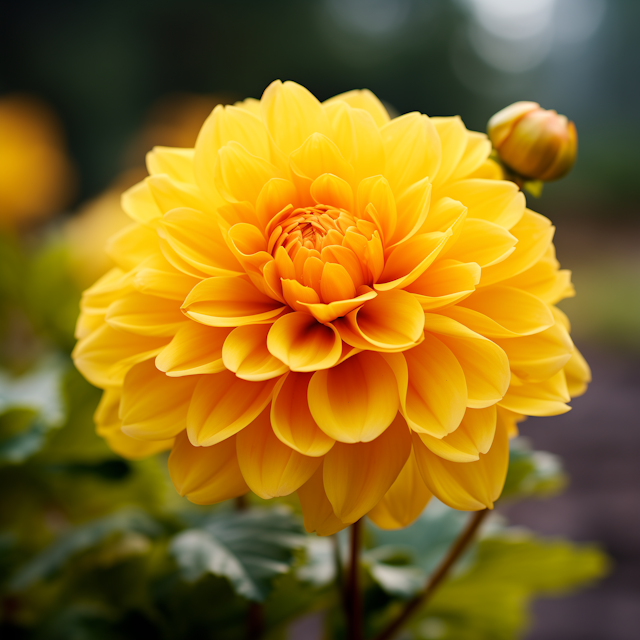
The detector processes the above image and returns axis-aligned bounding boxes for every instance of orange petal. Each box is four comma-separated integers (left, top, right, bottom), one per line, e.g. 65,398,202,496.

271,373,335,456
438,179,525,230
158,207,243,277
73,324,168,388
169,430,248,505
222,324,289,381
187,371,279,446
320,262,356,303
182,276,286,327
338,289,425,352
418,406,497,462
413,417,509,511
367,448,432,530
120,360,197,440
267,312,342,372
423,313,510,409
381,113,441,195
297,464,349,536
281,278,321,312
307,351,399,443
106,292,186,337
156,323,230,377
236,409,322,499
323,413,412,523
402,333,467,437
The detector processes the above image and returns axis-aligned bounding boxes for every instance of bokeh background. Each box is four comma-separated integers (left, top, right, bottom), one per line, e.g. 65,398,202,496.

2,1,639,638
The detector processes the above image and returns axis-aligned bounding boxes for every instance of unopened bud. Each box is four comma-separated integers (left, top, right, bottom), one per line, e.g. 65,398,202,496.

488,102,577,182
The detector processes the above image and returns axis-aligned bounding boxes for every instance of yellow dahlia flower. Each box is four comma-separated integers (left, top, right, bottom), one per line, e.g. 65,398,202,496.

73,81,590,534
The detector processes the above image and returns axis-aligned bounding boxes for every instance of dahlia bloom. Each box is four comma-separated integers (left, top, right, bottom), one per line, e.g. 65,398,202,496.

73,81,590,534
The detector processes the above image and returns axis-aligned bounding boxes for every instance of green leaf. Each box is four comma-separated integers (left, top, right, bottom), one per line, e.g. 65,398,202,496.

9,508,163,591
170,508,306,602
502,438,567,501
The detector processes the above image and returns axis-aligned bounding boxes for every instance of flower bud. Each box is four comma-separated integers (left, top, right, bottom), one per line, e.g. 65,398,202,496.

488,102,577,182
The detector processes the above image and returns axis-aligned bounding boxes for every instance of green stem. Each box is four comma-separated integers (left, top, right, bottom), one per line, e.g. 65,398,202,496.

373,509,489,640
346,519,363,640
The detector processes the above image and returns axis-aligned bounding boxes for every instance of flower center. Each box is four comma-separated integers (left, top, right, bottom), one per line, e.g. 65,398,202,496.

266,204,356,259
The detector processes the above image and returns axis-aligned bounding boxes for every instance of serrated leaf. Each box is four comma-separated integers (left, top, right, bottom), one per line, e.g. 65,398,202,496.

9,508,162,591
170,508,306,602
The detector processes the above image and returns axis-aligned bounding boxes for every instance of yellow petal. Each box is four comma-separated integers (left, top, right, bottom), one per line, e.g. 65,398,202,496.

367,448,432,530
323,89,390,128
438,179,525,230
80,268,135,314
381,113,441,195
338,289,425,352
479,209,554,287
281,278,321,312
563,345,591,398
121,180,162,226
134,254,200,301
147,146,195,183
168,431,248,505
499,370,571,416
156,323,231,377
419,406,497,462
446,218,518,268
448,131,492,183
106,223,158,271
222,324,289,381
357,175,397,242
413,417,509,511
73,324,168,388
271,372,335,456
299,289,377,323
227,222,271,276
236,409,322,499
267,312,342,372
423,313,510,409
497,405,526,438
308,351,399,443
158,207,243,277
389,177,432,247
106,292,186,337
256,178,300,230
297,464,349,536
495,321,573,383
376,231,451,291
406,259,479,311
323,413,412,523
214,141,282,204
310,173,354,211
261,80,331,158
430,116,467,188
187,371,279,446
402,333,467,437
455,286,554,337
120,360,197,440
182,276,286,327
324,101,385,182
320,261,356,303
147,173,209,215
195,104,270,204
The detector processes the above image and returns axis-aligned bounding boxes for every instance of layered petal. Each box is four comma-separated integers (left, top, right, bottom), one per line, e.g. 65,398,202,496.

297,465,349,536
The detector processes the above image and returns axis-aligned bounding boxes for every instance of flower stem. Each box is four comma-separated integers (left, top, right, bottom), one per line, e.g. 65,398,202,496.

346,519,363,640
373,509,489,640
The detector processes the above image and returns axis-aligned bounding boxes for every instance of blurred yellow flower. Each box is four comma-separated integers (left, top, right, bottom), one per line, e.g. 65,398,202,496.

488,102,578,182
0,95,75,229
73,81,590,533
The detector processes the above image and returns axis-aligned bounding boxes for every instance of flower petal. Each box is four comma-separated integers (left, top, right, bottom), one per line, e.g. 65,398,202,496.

413,416,509,511
134,254,200,300
236,409,322,499
73,324,168,388
147,146,195,183
106,292,186,337
169,430,248,505
367,448,432,530
323,413,412,523
308,351,399,443
310,173,354,211
430,116,467,188
187,371,279,446
182,276,286,327
222,324,289,381
448,131,492,183
381,113,441,195
323,89,390,128
121,180,162,226
499,370,571,416
267,312,342,372
418,405,497,462
423,313,510,409
120,360,197,440
356,176,397,243
271,372,335,456
297,464,349,536
402,333,467,437
106,223,158,271
256,178,300,230
156,323,231,377
299,289,377,323
446,218,518,268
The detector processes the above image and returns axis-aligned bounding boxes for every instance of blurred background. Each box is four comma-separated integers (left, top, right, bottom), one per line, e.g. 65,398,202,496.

1,1,638,638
